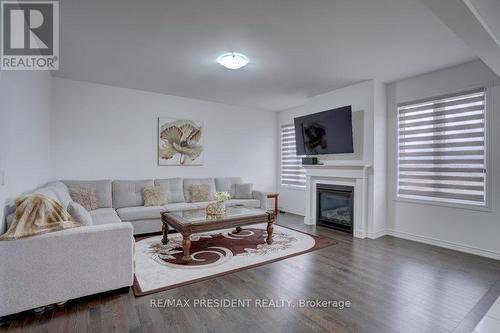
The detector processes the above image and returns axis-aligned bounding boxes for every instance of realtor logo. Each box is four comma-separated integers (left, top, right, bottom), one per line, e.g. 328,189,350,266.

1,0,59,70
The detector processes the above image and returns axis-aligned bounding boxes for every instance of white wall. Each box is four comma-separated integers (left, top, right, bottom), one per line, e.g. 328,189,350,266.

277,81,382,216
0,71,52,233
387,60,500,259
371,81,387,235
50,78,277,191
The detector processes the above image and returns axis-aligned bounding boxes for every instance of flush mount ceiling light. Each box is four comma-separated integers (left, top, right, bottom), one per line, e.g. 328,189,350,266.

217,52,249,69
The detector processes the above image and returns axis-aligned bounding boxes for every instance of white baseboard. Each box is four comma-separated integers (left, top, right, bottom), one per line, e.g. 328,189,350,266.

303,217,315,225
279,206,305,216
278,208,499,260
387,229,500,261
367,229,387,239
353,230,366,238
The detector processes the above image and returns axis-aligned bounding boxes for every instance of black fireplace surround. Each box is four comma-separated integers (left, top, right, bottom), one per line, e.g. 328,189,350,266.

316,184,354,234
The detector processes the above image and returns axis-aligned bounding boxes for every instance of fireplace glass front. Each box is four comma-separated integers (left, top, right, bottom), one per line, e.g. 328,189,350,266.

316,184,354,234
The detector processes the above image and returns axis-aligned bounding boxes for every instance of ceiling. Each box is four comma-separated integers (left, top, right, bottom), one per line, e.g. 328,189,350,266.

421,0,500,78
55,0,477,111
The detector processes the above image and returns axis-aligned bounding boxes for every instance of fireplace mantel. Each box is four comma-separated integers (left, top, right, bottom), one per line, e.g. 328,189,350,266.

303,160,371,168
303,162,372,179
303,161,372,238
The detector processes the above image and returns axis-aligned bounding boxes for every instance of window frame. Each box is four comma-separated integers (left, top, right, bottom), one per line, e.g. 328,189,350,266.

280,124,306,190
394,85,493,212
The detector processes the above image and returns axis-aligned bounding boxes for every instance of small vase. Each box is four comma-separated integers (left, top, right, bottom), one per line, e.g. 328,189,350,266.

206,201,226,216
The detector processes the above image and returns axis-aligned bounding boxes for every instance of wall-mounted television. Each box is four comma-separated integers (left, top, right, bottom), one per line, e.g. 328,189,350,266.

294,105,354,155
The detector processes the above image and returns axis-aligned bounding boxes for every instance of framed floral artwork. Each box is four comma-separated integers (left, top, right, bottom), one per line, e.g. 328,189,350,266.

158,118,204,165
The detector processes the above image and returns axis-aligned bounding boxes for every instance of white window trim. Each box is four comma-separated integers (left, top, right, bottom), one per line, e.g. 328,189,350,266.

280,124,306,190
393,84,493,212
281,184,307,191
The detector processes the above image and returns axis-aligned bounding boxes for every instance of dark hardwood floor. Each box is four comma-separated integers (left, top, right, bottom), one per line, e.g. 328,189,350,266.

2,213,500,333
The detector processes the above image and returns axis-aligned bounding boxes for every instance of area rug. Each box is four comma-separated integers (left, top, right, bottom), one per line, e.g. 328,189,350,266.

133,224,336,296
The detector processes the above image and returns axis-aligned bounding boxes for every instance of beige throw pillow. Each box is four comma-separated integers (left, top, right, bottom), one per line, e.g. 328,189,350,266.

189,184,210,203
143,186,168,206
69,187,99,211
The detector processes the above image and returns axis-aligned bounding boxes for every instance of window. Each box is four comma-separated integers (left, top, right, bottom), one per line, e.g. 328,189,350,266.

280,124,306,188
397,88,487,207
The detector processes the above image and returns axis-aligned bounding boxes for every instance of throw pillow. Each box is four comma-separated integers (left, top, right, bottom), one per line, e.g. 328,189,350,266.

189,184,210,203
234,183,253,199
6,213,15,230
67,201,93,226
69,187,99,211
143,186,168,206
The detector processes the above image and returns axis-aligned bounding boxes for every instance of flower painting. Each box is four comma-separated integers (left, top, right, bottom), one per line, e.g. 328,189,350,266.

158,118,204,165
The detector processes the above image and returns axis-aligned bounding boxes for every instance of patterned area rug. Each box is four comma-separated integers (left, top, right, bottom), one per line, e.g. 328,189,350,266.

133,224,336,296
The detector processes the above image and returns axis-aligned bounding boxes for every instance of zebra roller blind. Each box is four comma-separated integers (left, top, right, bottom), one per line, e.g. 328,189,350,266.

397,88,487,206
281,124,306,188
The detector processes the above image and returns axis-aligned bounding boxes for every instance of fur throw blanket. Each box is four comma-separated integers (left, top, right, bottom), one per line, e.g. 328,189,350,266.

0,194,80,240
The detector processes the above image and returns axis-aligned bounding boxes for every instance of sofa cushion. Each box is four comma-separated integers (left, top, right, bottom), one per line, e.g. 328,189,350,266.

226,199,261,208
113,180,154,209
234,183,254,199
89,208,121,225
154,178,185,203
164,202,191,212
214,177,243,198
69,187,99,211
165,201,213,212
47,181,72,209
128,219,163,235
116,206,164,221
62,180,113,208
183,178,216,203
67,202,93,226
188,201,212,210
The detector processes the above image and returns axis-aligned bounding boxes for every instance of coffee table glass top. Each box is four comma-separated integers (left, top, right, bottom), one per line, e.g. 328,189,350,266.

166,206,267,225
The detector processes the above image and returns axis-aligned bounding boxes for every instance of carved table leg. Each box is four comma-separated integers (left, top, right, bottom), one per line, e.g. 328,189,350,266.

161,222,169,245
266,223,274,245
232,226,242,234
182,234,192,264
266,214,275,245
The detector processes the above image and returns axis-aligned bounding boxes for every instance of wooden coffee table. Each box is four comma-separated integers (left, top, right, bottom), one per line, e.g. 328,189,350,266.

161,207,276,264
267,192,279,215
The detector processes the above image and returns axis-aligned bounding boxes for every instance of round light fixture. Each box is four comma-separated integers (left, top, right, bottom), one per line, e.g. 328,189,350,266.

217,52,249,69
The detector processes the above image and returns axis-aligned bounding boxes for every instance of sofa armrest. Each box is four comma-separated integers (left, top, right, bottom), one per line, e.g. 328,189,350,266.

0,223,134,317
252,190,269,210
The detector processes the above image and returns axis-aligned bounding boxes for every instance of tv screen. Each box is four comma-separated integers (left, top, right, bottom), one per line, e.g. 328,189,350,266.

294,105,353,155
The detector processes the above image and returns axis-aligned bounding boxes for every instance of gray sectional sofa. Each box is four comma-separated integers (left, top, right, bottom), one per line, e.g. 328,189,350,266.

110,177,267,235
0,177,269,317
0,181,134,318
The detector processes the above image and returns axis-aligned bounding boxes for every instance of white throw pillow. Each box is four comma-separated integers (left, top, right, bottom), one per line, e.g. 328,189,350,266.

234,183,253,199
6,213,15,230
67,201,93,226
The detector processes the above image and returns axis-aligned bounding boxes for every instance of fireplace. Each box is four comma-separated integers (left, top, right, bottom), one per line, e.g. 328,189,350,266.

316,184,354,234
